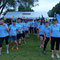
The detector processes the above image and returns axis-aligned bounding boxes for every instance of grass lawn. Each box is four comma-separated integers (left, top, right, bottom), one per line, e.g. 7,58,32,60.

0,33,60,60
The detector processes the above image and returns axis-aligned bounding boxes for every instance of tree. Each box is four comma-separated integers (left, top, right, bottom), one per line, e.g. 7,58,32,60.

18,0,34,12
0,0,15,15
48,2,60,17
0,0,38,16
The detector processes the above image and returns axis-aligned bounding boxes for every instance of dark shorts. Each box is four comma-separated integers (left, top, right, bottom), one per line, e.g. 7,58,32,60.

0,36,9,47
40,35,44,37
9,36,17,41
22,31,25,38
17,34,23,39
25,31,29,33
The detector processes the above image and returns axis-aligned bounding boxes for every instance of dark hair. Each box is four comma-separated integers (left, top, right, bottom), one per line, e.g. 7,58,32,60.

53,18,57,21
40,19,45,25
13,20,16,22
17,18,22,20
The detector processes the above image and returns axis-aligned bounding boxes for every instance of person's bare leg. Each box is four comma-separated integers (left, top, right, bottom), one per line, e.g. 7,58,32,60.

19,39,21,45
15,40,19,50
11,41,14,50
56,50,60,58
0,47,2,55
40,36,44,48
24,38,26,44
6,44,9,51
51,50,54,58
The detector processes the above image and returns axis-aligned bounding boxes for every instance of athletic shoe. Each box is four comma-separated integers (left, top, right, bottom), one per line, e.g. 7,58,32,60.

43,50,46,54
11,47,14,50
56,54,60,58
0,53,1,55
7,50,9,54
16,48,19,50
51,54,54,58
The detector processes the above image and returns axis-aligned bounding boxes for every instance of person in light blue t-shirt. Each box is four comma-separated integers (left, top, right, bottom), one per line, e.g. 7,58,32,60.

50,18,60,58
25,21,30,37
34,20,37,34
37,19,41,39
43,21,50,54
0,19,9,55
38,18,45,48
17,18,26,45
30,21,34,33
9,20,19,50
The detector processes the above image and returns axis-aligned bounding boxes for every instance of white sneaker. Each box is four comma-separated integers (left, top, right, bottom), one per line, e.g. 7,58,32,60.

56,54,60,58
51,55,54,58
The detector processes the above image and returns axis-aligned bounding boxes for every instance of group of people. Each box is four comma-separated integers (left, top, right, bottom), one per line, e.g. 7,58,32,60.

0,18,60,59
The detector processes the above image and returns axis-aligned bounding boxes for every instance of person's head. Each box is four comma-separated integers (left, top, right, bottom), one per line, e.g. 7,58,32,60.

53,18,57,25
39,19,41,23
17,18,21,23
0,18,4,25
45,21,49,27
12,20,16,25
42,18,45,23
40,18,45,25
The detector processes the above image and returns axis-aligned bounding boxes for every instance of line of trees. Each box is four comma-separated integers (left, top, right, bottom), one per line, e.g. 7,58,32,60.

48,2,60,17
0,0,37,16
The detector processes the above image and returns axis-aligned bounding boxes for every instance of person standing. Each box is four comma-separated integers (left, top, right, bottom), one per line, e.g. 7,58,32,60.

50,18,60,58
43,21,50,54
0,18,9,55
38,18,45,48
9,20,19,50
17,18,24,45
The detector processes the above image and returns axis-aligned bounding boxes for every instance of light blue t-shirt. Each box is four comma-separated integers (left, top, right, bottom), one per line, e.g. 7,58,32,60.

34,22,37,27
27,21,31,27
21,22,26,31
25,23,29,31
9,24,17,36
50,24,60,37
0,23,9,37
44,26,50,38
17,23,23,34
31,22,34,27
38,23,45,35
37,22,41,29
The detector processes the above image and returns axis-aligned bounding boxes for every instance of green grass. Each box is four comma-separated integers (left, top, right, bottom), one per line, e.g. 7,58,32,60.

0,33,60,60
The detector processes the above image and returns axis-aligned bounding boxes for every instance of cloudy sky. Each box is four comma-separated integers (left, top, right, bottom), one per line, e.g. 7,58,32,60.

32,0,60,15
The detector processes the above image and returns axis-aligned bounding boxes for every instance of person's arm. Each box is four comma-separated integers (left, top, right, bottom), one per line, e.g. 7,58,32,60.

44,32,46,41
15,29,18,36
9,29,11,37
50,30,52,41
3,24,9,31
20,27,24,32
38,29,42,32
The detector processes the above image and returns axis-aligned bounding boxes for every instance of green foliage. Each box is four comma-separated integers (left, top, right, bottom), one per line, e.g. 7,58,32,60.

48,2,60,17
0,0,34,15
18,5,34,12
18,0,34,12
0,33,60,60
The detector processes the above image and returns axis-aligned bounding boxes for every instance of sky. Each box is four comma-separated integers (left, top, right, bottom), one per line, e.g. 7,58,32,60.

32,0,60,17
0,0,60,17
